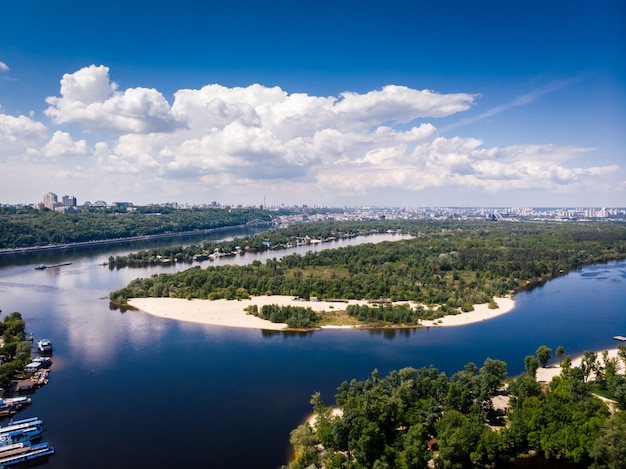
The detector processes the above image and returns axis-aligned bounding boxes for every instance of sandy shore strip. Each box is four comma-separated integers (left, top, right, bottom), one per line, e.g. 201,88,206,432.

535,347,625,383
127,295,515,330
420,297,515,328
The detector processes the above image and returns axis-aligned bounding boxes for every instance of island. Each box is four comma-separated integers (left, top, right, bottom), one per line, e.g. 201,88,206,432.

111,220,626,330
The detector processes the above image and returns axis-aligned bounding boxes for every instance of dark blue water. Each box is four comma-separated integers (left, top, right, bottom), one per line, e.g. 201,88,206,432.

0,235,624,468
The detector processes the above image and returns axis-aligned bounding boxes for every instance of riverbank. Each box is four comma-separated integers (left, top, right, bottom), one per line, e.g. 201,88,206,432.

127,295,515,330
0,221,270,257
535,347,625,383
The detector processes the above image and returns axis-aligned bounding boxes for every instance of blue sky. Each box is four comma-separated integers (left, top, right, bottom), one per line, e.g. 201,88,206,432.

1,0,624,207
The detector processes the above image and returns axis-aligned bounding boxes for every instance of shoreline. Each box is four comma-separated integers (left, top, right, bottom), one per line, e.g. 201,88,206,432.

535,347,625,383
127,295,516,331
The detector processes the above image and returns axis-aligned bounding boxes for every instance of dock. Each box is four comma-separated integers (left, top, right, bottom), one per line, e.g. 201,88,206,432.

614,336,626,342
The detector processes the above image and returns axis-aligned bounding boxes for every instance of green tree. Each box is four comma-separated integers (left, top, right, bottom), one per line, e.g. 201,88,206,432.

524,355,539,378
289,423,320,469
536,345,552,368
581,350,599,383
556,345,565,363
617,344,626,368
590,412,626,469
478,358,507,402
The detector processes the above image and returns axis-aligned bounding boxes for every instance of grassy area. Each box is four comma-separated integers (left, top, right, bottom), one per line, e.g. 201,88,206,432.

316,308,364,327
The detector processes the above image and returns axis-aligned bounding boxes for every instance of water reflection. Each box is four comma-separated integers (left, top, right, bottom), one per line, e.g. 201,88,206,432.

261,329,315,339
367,327,416,340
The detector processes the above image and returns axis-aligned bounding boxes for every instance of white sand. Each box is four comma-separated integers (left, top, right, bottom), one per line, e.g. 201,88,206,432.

420,297,516,328
535,348,625,383
128,295,516,331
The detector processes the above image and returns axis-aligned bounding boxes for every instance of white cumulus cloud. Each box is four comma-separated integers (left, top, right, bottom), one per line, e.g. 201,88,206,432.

43,131,90,158
6,64,621,205
0,113,47,143
45,65,182,133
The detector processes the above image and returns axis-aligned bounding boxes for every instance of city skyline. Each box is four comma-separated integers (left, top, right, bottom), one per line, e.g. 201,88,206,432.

1,1,624,208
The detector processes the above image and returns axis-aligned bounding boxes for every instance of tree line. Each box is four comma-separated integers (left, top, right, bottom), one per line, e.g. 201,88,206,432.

285,345,626,468
244,304,321,329
0,205,273,249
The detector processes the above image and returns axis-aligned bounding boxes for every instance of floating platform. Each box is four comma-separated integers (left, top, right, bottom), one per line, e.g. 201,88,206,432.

614,335,626,342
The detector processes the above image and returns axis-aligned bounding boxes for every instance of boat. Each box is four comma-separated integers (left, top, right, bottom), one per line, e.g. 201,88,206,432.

0,397,31,416
0,418,44,449
0,418,43,436
33,262,72,271
37,339,53,354
0,426,42,447
614,335,626,342
0,441,54,467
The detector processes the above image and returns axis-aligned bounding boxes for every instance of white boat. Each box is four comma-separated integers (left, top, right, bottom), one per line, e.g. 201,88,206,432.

0,396,31,414
0,418,43,436
37,339,53,354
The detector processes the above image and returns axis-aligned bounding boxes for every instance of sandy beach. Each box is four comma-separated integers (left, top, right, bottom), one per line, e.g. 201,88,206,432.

535,347,625,383
127,295,515,330
420,297,515,328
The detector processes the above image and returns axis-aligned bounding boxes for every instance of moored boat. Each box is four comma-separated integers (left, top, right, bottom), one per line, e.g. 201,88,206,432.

0,441,54,467
0,397,32,417
0,418,43,436
0,426,43,446
37,339,52,354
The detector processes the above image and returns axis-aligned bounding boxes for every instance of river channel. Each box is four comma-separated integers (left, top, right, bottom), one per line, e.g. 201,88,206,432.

0,228,624,468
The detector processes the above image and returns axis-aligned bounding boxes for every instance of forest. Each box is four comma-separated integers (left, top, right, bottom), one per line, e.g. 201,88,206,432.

0,205,273,249
109,220,626,328
284,345,626,468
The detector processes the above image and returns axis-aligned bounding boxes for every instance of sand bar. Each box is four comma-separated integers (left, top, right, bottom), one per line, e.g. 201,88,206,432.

127,295,515,330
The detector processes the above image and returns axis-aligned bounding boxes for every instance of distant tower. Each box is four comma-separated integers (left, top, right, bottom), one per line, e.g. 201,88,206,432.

62,195,77,207
43,192,58,210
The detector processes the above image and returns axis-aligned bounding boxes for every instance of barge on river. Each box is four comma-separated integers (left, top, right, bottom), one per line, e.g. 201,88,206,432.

0,441,54,468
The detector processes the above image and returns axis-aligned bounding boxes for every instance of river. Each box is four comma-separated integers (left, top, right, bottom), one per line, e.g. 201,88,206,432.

0,230,624,468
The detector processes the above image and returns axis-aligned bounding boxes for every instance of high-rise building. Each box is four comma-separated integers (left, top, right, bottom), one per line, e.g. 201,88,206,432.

43,192,58,210
62,195,77,206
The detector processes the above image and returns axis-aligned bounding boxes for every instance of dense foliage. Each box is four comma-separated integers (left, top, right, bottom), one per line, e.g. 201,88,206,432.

110,221,626,324
345,303,454,326
0,205,273,249
286,348,626,469
245,304,321,329
0,312,31,386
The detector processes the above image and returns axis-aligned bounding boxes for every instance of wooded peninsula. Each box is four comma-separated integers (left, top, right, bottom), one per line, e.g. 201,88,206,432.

284,346,626,469
109,220,626,328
